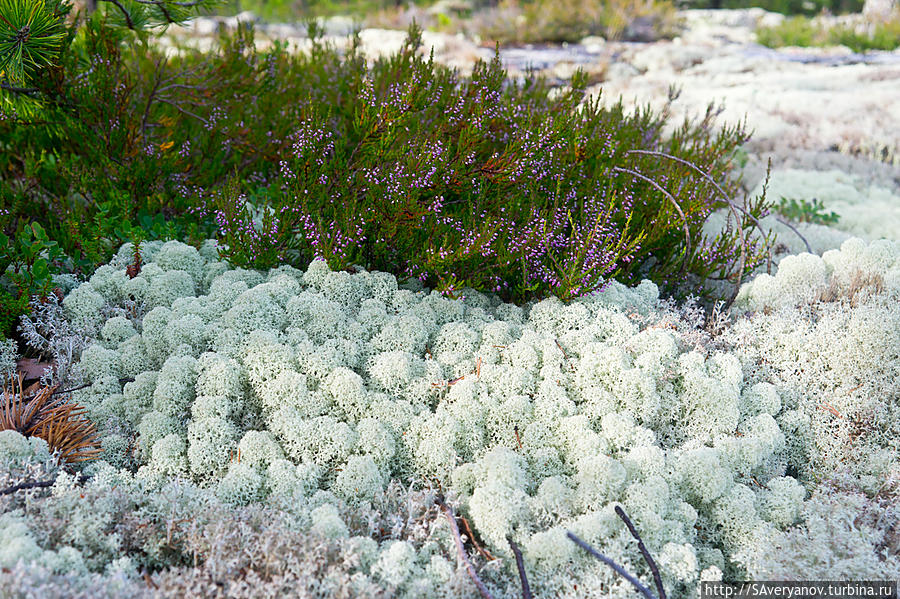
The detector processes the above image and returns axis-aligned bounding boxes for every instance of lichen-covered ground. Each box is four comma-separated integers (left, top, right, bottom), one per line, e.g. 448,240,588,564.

1,229,898,597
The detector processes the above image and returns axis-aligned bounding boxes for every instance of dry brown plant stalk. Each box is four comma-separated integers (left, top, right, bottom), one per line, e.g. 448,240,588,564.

460,514,497,562
1,374,102,464
436,495,494,599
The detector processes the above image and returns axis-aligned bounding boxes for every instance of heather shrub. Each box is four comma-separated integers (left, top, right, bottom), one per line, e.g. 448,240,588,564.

194,25,769,306
4,7,770,322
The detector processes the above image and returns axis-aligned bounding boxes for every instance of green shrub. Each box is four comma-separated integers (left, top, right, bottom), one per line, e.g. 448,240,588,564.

4,12,770,311
1,16,221,272
773,197,839,226
827,18,900,52
464,0,681,44
677,0,863,17
214,0,438,21
198,25,769,304
756,14,900,52
755,15,818,46
0,219,67,339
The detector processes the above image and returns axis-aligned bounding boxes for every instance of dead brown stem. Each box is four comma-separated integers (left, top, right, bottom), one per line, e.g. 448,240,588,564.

436,495,494,599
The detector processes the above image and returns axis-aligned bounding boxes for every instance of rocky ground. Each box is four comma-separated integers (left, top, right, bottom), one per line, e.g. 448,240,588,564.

160,8,900,246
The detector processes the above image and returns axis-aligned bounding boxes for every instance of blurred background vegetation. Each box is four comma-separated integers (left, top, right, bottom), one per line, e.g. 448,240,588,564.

209,0,868,24
676,0,863,15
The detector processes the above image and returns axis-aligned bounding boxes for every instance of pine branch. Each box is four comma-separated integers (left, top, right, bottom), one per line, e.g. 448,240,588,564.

0,82,40,95
100,0,136,30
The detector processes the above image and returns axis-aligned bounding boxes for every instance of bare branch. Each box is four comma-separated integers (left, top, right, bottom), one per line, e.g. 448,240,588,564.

155,97,209,125
566,531,659,599
0,479,54,496
436,495,494,599
615,505,666,599
773,215,813,254
155,81,211,94
41,382,93,397
1,471,93,497
141,57,166,138
626,148,774,266
461,515,496,562
506,535,532,599
626,149,738,208
624,148,781,306
18,379,133,402
612,166,692,279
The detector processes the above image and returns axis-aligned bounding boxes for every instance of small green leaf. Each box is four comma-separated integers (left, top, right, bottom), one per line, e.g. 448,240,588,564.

30,221,47,241
31,258,49,282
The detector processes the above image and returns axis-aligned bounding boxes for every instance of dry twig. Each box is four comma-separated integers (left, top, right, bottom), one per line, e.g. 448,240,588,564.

567,504,669,599
0,479,55,496
566,532,658,599
613,166,692,280
624,149,778,308
436,495,494,599
507,535,532,599
615,505,666,599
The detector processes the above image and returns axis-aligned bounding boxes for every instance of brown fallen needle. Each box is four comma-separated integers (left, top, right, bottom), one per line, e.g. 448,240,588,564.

460,515,496,562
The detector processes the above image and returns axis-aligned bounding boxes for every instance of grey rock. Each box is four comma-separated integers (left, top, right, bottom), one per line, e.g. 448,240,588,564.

192,17,219,36
221,11,259,30
426,0,474,15
262,23,305,38
622,16,661,43
580,36,607,54
604,61,642,80
320,16,357,37
863,0,898,20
